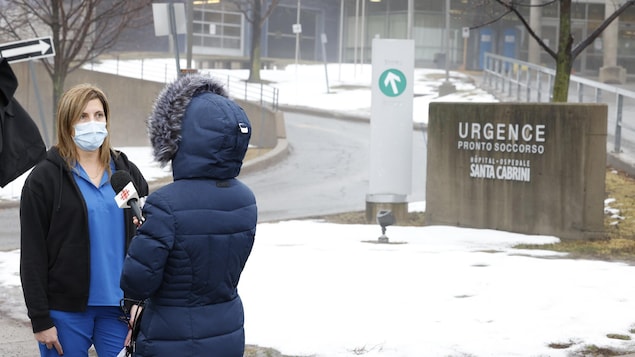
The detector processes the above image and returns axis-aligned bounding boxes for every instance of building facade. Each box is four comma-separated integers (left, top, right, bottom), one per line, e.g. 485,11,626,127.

124,1,635,76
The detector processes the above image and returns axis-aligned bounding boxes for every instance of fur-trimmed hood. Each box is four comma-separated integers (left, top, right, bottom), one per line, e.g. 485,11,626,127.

148,74,252,180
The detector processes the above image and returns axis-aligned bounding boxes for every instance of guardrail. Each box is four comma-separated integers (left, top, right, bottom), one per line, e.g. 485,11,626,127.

84,57,279,111
481,52,635,153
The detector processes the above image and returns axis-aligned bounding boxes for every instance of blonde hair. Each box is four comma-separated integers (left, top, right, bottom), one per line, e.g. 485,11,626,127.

55,83,113,176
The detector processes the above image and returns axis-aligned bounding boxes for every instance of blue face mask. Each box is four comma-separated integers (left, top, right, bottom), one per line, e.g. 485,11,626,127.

73,121,108,152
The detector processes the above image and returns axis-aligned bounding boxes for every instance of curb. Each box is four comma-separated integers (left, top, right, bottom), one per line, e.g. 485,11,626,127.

279,104,427,131
607,149,635,177
240,138,289,176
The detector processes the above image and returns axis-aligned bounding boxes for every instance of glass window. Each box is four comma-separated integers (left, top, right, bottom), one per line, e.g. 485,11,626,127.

192,35,203,47
421,1,443,12
204,11,222,23
542,1,559,18
225,13,241,24
223,38,240,49
224,25,241,37
588,4,604,22
192,5,242,54
571,3,585,20
620,4,635,23
203,36,221,47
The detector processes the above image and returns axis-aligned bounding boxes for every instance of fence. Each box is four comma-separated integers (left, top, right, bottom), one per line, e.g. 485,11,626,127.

481,52,635,154
84,57,279,111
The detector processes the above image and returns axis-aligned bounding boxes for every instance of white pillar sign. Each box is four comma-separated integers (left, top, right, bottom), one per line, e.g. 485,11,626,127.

367,39,415,204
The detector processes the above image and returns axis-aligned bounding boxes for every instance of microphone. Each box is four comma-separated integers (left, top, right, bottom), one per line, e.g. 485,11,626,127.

111,170,145,223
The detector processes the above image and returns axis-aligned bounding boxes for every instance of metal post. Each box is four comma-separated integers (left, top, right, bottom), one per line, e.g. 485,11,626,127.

169,2,181,77
295,0,301,65
338,0,344,80
353,0,359,67
516,67,521,100
615,94,624,153
360,0,366,65
321,33,330,93
444,0,449,82
186,0,193,69
28,62,50,147
525,70,531,102
438,0,455,95
537,72,542,102
407,0,414,40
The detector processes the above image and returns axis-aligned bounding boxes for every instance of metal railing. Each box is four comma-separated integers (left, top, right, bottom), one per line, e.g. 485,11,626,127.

84,57,279,111
481,52,635,153
220,74,279,111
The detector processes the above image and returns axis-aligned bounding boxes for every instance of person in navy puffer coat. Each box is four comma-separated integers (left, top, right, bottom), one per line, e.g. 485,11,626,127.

120,74,257,357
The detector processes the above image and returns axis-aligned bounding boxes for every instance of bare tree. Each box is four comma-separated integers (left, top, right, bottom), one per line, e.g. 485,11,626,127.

471,0,635,102
225,0,280,82
0,0,152,133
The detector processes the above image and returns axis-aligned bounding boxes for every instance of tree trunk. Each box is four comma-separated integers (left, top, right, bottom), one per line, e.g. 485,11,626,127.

552,0,573,102
247,0,262,82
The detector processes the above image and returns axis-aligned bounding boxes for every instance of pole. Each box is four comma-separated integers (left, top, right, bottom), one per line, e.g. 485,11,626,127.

338,0,344,80
462,36,467,70
360,0,366,65
28,62,49,147
169,1,181,77
439,0,455,96
407,0,414,40
295,0,301,65
353,0,359,68
321,34,330,94
186,0,193,69
444,0,450,82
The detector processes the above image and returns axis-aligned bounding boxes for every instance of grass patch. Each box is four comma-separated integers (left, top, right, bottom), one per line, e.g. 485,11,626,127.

244,345,310,357
572,344,626,356
548,340,576,349
607,333,631,340
515,168,635,263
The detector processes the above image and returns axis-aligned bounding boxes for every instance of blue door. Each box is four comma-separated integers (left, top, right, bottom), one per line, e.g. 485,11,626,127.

478,28,494,70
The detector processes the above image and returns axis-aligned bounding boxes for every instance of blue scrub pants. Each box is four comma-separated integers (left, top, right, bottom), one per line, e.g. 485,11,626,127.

39,306,128,357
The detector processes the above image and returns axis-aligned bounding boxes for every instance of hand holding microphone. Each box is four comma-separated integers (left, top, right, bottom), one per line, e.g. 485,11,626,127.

111,170,145,224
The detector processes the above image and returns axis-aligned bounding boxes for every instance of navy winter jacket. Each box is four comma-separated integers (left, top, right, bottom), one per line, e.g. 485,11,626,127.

120,75,257,357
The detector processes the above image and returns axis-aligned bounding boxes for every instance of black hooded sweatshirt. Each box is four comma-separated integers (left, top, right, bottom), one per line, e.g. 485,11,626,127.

19,147,148,333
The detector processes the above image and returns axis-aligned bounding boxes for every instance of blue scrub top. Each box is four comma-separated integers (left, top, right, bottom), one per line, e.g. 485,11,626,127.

73,163,125,306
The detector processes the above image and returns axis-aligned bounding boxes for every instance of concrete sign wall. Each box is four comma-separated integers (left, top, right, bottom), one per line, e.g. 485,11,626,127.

426,102,607,240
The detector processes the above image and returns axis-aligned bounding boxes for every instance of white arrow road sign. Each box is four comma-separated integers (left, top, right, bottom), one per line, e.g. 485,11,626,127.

0,36,55,63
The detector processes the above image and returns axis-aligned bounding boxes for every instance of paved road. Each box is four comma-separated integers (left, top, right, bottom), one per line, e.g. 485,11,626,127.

240,111,427,222
0,207,19,251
